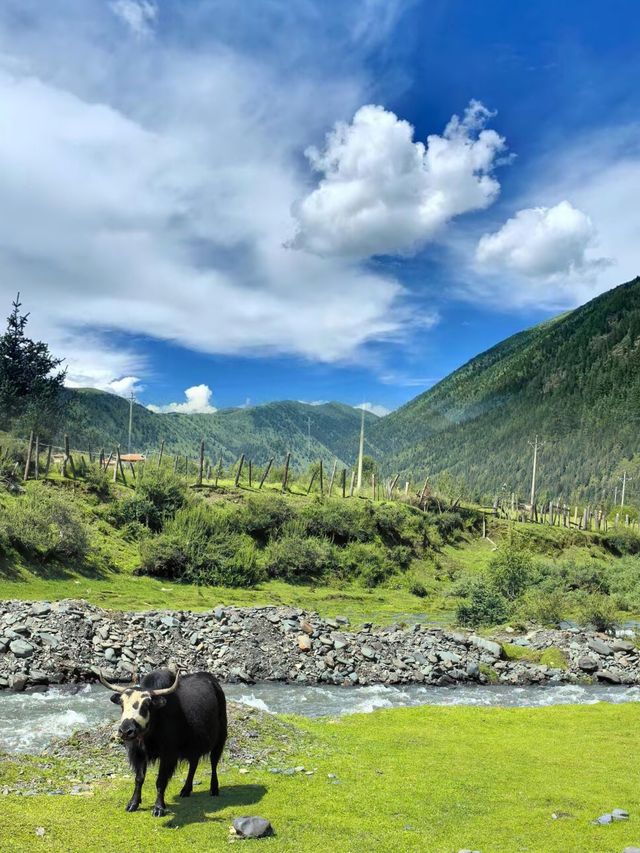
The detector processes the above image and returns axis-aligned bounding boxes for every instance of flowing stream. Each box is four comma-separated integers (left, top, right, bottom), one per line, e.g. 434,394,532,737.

1,682,640,754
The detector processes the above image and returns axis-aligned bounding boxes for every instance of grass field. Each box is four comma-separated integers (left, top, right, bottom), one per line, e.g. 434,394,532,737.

2,703,640,852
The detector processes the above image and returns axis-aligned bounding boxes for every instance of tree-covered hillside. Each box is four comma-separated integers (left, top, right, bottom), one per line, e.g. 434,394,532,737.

58,390,375,470
371,277,640,503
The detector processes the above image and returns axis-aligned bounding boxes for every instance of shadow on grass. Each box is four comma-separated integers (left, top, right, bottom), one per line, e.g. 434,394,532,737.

0,549,116,582
164,784,267,830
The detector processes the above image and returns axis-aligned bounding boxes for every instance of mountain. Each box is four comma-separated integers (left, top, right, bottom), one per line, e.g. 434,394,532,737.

370,277,640,503
59,390,376,470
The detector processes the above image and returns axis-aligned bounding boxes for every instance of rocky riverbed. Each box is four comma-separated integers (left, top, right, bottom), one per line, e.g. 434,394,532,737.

0,599,638,691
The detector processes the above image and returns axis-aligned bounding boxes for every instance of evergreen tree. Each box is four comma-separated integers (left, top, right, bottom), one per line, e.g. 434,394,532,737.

0,294,66,434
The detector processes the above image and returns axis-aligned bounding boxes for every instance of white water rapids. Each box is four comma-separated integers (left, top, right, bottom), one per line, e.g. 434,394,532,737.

2,682,640,754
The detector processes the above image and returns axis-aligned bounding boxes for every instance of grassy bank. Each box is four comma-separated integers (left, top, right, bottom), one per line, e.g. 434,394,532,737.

2,703,640,851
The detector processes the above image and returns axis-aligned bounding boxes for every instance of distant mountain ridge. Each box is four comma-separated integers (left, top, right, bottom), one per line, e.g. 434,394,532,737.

60,391,376,470
370,277,640,502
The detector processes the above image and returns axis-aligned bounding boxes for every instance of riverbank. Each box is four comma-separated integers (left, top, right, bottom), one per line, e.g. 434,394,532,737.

2,702,640,852
1,599,638,690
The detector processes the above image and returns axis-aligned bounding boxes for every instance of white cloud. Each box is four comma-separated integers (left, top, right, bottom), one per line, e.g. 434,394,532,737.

106,376,143,397
290,100,507,258
148,384,217,414
0,2,406,391
355,401,391,417
110,0,157,37
475,200,612,279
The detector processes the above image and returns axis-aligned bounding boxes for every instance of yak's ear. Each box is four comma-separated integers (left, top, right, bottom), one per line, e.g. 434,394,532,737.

151,695,167,709
110,693,122,705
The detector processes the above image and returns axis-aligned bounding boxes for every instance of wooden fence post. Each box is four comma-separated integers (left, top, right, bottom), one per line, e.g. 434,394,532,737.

44,444,53,479
259,458,273,490
234,454,245,488
307,469,318,495
328,460,337,497
349,470,355,497
281,453,291,492
62,435,70,478
113,447,119,483
341,468,346,498
34,436,40,480
248,460,252,488
319,460,323,496
23,431,34,481
158,440,165,470
215,456,223,487
198,439,205,486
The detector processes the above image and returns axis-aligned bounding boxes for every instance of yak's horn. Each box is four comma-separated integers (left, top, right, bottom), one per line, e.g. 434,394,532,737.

97,669,135,693
150,669,180,696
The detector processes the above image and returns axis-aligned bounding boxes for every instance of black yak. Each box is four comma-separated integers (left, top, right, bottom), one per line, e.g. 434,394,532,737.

100,667,227,817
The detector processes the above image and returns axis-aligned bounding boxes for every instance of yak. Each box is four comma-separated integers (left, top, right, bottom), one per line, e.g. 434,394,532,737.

100,667,227,817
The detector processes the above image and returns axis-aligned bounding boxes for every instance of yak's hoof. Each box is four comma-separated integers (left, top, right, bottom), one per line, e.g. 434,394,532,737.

179,787,192,798
125,800,140,812
152,804,167,817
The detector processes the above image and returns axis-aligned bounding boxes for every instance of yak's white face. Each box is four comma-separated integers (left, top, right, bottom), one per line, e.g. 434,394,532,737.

111,689,165,740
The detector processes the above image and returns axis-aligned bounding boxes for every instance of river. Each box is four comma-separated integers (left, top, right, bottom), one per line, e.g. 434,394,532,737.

1,682,640,754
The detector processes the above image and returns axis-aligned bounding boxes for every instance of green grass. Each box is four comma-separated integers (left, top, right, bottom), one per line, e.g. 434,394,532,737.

3,703,640,851
502,643,569,669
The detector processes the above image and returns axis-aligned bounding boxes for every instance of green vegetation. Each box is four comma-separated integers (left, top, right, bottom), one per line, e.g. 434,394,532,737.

370,276,640,503
4,703,640,851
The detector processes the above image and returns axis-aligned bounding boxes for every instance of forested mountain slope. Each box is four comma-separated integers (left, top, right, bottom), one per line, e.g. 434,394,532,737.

59,390,375,470
371,277,640,502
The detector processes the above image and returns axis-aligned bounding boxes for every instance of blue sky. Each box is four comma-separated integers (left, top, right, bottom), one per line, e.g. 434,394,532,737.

0,0,638,415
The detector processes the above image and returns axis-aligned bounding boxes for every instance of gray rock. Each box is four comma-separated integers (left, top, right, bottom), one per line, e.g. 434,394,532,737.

470,635,502,658
160,616,181,629
9,639,34,658
577,656,598,673
361,645,376,661
612,808,629,820
612,640,635,653
30,602,51,617
466,661,480,678
596,670,621,684
232,817,274,838
0,638,8,654
594,813,613,824
588,638,613,656
10,674,27,692
38,633,60,649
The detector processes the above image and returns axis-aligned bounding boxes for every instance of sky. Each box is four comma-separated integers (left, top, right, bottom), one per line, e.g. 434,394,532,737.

0,0,639,416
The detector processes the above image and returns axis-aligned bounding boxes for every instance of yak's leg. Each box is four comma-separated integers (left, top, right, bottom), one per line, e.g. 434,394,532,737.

152,755,177,817
209,738,225,796
179,757,199,798
126,756,146,812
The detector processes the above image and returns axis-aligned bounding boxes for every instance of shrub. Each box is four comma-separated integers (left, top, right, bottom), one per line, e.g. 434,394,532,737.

300,500,376,545
114,470,187,532
338,541,397,588
373,502,427,549
0,486,89,560
600,530,640,557
488,548,535,600
263,535,338,583
409,580,428,598
517,589,567,627
576,593,619,633
456,578,510,627
557,559,610,594
432,511,465,541
81,464,112,500
241,494,293,542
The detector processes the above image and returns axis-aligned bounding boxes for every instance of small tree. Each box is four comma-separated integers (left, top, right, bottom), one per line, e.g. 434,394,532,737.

0,294,66,434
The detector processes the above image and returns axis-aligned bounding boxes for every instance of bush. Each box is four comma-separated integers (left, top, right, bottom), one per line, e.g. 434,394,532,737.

241,494,293,542
409,580,428,598
456,578,510,627
517,589,567,627
373,502,427,549
600,530,640,557
81,464,112,500
338,541,397,588
0,486,89,560
432,511,465,541
263,534,338,583
300,500,376,545
114,470,187,532
576,593,619,633
488,548,535,600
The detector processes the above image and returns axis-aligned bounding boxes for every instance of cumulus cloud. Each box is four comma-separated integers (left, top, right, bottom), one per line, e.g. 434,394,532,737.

0,1,406,391
110,0,157,36
290,100,507,258
476,200,612,279
107,376,143,397
148,384,217,414
355,401,391,417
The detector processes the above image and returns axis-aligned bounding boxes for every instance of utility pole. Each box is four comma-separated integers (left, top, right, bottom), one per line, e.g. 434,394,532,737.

127,393,136,455
528,435,542,507
356,406,365,492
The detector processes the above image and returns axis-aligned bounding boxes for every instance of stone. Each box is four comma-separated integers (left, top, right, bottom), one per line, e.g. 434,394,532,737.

297,635,312,652
232,817,274,838
214,606,225,620
30,602,51,617
38,633,60,649
0,638,8,654
594,813,613,824
612,808,629,820
361,645,376,661
596,670,621,684
622,847,640,852
470,635,502,658
160,616,181,629
612,640,635,653
299,620,313,635
9,639,34,658
577,656,598,672
466,662,480,678
588,638,613,656
10,674,28,692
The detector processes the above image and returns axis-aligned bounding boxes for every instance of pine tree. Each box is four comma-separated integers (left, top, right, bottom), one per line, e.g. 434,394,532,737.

0,294,66,433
